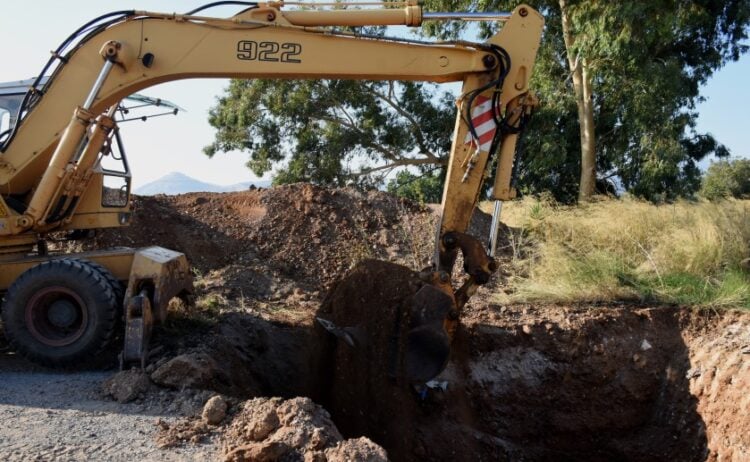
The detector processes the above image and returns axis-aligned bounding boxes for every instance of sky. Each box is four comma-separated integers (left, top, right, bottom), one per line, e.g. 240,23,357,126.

0,1,747,188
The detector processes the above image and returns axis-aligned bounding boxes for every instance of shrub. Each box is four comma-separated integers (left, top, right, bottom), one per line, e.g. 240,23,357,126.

701,158,750,200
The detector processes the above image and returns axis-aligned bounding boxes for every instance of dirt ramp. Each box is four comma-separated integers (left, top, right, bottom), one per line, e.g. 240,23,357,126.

148,313,316,398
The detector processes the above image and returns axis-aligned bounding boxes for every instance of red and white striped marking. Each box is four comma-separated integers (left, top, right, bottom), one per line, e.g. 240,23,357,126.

464,94,497,153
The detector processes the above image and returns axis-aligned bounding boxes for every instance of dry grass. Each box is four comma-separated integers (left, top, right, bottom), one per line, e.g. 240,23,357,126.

483,197,750,309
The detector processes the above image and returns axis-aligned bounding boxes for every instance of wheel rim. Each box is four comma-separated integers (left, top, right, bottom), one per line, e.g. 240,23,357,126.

24,286,88,347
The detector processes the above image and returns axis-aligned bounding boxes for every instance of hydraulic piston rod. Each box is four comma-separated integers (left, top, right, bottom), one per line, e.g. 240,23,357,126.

422,11,512,21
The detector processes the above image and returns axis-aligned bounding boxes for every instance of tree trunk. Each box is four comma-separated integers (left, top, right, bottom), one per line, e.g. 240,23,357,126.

560,0,597,202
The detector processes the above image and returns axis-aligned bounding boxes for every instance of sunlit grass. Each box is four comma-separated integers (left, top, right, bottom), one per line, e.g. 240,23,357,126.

483,197,750,309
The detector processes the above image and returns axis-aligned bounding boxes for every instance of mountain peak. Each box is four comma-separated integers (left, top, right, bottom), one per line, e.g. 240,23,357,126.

161,171,192,180
134,172,270,195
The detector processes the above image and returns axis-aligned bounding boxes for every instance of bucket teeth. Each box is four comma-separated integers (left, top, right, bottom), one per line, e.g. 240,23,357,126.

316,317,357,348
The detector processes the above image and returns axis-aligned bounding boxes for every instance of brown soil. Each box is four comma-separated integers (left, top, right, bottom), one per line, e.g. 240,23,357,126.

221,397,387,462
315,261,750,462
64,184,436,295
46,183,748,461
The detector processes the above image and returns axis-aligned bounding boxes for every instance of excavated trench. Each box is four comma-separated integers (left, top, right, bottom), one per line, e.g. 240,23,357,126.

52,186,748,460
173,260,749,462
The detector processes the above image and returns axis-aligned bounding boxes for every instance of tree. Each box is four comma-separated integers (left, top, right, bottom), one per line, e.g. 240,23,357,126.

424,0,748,202
701,158,750,200
204,78,456,187
386,169,445,203
206,1,748,203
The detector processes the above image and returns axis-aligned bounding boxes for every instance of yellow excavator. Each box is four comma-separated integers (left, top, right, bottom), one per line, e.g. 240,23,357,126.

0,1,542,378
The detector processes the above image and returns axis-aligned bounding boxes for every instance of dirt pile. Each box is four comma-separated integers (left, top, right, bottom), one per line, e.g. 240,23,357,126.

156,396,388,461
67,184,436,297
221,397,387,462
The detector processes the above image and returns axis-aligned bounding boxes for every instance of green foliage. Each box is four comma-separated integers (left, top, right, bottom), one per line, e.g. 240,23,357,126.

701,158,750,200
631,270,750,309
205,1,748,202
424,0,749,202
386,169,445,203
205,77,455,186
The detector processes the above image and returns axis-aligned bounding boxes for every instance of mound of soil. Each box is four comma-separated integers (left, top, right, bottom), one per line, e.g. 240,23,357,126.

66,184,437,294
221,397,387,462
61,183,505,305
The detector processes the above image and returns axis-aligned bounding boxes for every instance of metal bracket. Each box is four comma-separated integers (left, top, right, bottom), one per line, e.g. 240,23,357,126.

121,289,153,369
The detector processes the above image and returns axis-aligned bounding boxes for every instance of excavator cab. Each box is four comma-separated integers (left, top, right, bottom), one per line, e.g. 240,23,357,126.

0,82,25,141
1,77,183,210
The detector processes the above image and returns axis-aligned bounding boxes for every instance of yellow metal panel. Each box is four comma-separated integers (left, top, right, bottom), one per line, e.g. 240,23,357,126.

125,247,193,323
0,248,135,292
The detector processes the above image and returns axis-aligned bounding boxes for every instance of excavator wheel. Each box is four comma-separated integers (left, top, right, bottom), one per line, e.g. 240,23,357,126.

1,259,119,367
62,257,126,351
64,258,125,317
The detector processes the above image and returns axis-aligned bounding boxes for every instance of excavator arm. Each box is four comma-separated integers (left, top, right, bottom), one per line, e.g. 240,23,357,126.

0,1,543,375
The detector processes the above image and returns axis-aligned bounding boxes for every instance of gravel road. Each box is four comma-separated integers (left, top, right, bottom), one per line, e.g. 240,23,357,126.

0,353,217,461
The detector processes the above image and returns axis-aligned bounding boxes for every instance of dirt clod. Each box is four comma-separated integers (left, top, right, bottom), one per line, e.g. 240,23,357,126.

203,396,229,425
324,437,389,462
151,352,224,390
101,368,152,403
155,417,213,449
221,397,386,462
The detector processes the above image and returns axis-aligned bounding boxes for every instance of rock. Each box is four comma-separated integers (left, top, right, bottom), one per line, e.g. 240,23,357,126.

102,369,151,403
151,352,223,390
225,441,291,462
203,395,229,425
324,437,389,462
221,397,349,460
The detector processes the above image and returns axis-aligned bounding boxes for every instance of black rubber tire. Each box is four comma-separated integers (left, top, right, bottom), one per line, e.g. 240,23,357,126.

1,259,119,367
62,258,125,310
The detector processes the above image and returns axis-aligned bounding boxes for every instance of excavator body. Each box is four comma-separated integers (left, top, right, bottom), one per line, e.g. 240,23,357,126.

0,1,543,379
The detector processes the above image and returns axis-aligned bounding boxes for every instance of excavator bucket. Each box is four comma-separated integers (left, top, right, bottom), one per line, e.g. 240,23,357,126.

398,285,454,382
316,260,463,385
